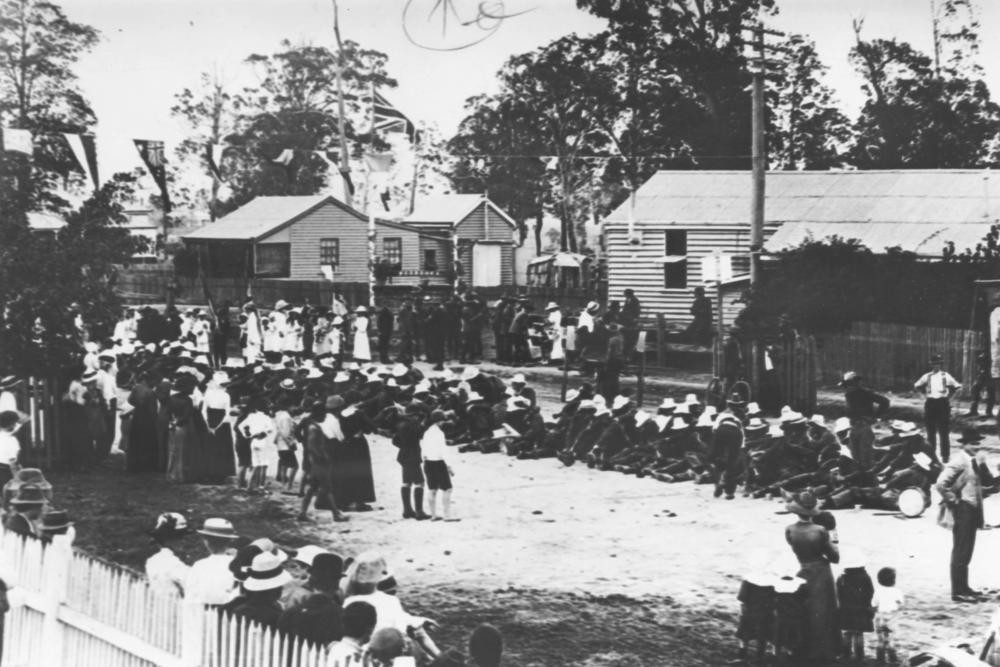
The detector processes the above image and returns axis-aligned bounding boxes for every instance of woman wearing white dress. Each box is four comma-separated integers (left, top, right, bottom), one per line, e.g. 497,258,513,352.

352,306,372,362
284,311,304,358
242,305,262,362
545,302,564,363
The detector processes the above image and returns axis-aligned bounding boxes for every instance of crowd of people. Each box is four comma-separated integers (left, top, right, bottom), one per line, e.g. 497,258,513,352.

3,291,998,665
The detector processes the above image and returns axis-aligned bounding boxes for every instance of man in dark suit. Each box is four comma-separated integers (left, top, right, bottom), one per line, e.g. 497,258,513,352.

936,428,993,603
376,305,394,364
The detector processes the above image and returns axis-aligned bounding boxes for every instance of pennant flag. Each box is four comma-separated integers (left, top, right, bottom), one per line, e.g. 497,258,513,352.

207,143,227,181
272,148,295,165
1,128,33,156
314,151,354,201
134,139,171,213
339,167,355,197
373,91,419,143
63,133,100,191
364,152,394,173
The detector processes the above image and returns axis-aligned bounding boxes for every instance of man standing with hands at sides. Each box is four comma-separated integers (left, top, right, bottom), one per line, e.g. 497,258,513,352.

936,427,992,603
915,354,961,463
841,371,890,469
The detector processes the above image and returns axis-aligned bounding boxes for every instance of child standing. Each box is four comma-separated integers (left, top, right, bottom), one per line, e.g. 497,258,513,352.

238,399,276,494
836,550,875,662
872,567,904,664
735,567,775,664
273,399,299,493
421,410,458,522
772,574,806,664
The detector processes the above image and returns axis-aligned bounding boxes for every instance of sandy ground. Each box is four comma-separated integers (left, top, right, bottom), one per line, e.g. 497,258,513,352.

50,368,1000,666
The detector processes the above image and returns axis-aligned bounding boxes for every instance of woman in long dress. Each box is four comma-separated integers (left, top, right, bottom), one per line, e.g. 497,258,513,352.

243,304,262,362
352,307,371,362
200,371,235,483
62,366,92,471
126,370,160,473
784,489,840,663
165,375,206,483
337,403,376,511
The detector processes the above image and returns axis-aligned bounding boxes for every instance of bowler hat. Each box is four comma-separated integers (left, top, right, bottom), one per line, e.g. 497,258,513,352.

930,354,944,365
39,508,73,532
785,489,820,517
10,483,46,507
958,428,985,444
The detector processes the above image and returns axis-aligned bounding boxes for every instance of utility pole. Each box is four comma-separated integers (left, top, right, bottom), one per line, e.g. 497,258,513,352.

750,23,765,286
742,22,786,286
930,0,942,78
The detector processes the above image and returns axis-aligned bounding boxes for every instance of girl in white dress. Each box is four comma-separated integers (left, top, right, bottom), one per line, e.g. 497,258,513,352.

351,307,371,362
242,306,262,362
545,302,564,362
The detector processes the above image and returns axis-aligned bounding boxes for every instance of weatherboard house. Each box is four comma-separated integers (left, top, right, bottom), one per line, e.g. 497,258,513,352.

603,169,1000,328
182,193,519,288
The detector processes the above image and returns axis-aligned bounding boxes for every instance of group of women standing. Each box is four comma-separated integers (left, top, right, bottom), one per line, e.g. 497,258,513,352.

239,301,373,364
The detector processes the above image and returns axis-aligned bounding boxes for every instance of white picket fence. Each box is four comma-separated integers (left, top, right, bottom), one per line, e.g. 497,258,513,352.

0,530,328,666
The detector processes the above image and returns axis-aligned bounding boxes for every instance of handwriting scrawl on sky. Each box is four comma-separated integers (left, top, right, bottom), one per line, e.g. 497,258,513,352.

402,0,536,51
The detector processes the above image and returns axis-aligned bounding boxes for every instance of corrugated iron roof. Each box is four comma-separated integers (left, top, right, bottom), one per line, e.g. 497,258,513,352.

404,194,483,224
764,221,991,256
605,170,1000,228
184,195,331,241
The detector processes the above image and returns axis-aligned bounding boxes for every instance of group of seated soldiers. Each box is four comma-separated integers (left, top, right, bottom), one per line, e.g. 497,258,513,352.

421,378,958,514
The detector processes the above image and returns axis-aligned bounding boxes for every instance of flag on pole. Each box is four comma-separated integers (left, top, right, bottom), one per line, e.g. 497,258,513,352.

314,150,354,200
207,143,227,181
134,139,171,213
1,128,33,156
63,133,100,191
372,91,419,143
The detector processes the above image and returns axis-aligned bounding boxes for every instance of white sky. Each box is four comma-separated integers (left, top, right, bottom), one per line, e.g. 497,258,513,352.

56,0,1000,183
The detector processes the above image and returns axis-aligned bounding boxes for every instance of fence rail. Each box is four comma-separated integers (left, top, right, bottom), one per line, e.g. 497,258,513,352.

816,321,982,394
2,529,329,666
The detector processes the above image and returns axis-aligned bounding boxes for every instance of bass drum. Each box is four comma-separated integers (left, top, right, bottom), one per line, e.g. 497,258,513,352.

897,487,930,518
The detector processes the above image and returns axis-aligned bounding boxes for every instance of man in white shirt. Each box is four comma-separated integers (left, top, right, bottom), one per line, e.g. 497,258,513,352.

421,411,456,522
185,518,239,607
914,354,961,462
95,353,118,462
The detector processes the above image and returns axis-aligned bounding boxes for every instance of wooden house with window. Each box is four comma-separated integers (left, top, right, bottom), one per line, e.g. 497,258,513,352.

182,194,448,286
401,194,520,287
605,170,1000,328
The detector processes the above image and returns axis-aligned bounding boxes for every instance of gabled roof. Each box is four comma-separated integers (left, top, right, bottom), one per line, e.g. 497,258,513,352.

184,195,332,241
183,194,444,242
604,170,1000,227
403,194,517,230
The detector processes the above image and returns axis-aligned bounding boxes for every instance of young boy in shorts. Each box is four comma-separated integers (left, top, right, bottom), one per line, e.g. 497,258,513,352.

422,410,458,522
392,402,430,520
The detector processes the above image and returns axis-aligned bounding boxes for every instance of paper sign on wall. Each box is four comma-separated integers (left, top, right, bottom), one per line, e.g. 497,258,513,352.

700,253,733,283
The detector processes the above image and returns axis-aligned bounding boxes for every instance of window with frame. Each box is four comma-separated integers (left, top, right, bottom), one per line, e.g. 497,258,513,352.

319,238,339,270
423,249,437,271
383,237,402,265
663,230,687,289
255,243,290,277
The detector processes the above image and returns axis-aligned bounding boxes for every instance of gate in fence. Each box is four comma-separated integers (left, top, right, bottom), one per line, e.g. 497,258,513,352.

1,530,328,666
8,378,63,470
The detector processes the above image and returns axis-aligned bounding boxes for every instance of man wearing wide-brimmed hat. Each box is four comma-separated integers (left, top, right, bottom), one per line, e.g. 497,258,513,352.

186,518,240,606
711,392,747,500
915,353,961,463
841,371,890,469
936,427,992,603
3,483,46,537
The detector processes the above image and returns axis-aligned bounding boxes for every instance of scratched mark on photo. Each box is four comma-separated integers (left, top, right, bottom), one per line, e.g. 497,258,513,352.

402,0,536,52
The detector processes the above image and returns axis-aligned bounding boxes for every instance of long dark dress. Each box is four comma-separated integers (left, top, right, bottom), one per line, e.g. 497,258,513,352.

166,394,206,483
338,410,376,506
202,408,236,483
62,382,91,470
786,520,840,662
127,382,160,473
155,380,172,473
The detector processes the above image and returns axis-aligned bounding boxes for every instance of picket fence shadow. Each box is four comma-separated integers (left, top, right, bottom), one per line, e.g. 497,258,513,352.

1,530,328,666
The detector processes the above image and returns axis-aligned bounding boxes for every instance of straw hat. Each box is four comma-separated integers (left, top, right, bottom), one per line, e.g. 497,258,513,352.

695,411,715,428
466,391,485,403
462,366,481,381
243,551,293,592
506,396,529,412
196,518,238,540
291,545,329,568
333,371,351,383
658,397,676,412
634,410,652,427
809,414,826,428
274,300,289,311
510,373,526,385
612,395,632,412
351,551,389,585
565,389,580,403
545,302,560,311
833,416,851,434
354,305,368,314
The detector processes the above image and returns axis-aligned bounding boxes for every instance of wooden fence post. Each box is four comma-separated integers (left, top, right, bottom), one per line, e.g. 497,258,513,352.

38,537,71,665
656,314,666,367
181,600,206,666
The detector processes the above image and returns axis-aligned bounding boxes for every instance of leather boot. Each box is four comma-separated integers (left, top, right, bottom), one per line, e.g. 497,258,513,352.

413,486,430,520
401,486,415,519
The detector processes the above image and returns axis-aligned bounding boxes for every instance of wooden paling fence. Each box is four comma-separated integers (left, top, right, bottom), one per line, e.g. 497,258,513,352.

817,321,982,395
1,530,328,666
